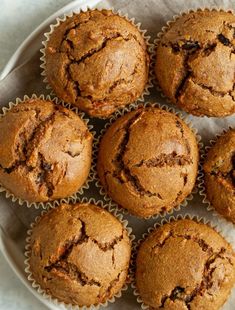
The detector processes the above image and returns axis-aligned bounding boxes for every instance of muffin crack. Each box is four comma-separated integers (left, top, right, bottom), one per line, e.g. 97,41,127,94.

159,247,232,309
90,231,124,251
0,109,58,174
190,80,235,102
206,153,235,186
111,110,157,197
151,232,213,253
100,271,122,299
162,36,235,102
46,260,101,287
0,106,84,199
63,34,138,103
186,247,233,308
44,219,124,286
134,153,192,168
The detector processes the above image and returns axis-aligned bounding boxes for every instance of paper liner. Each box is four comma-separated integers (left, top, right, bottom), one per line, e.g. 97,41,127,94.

0,94,96,209
198,127,234,223
153,7,235,112
93,101,203,219
40,7,154,118
24,197,135,310
130,213,235,310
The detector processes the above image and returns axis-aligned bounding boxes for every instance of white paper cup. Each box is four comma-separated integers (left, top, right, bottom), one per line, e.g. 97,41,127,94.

24,197,135,309
198,127,235,223
93,101,203,219
40,7,155,118
0,94,96,209
131,213,235,310
153,8,235,114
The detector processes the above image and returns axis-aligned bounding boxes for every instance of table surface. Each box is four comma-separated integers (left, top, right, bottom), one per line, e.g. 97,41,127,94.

0,2,71,309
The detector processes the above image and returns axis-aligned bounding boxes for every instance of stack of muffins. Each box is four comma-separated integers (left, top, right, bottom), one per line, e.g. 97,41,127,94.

0,7,235,310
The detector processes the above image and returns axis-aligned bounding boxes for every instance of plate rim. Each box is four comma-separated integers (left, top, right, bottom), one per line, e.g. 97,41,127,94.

0,0,101,80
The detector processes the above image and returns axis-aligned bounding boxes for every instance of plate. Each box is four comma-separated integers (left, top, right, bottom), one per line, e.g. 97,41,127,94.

0,0,235,309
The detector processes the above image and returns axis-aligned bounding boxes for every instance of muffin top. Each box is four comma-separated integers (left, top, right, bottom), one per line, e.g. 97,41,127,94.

0,99,92,202
97,107,198,218
136,219,235,309
204,129,235,223
29,203,131,306
155,10,235,117
45,9,149,118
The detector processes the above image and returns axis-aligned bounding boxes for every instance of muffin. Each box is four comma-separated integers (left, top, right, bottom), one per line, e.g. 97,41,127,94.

204,129,235,223
97,107,199,218
44,9,149,118
28,202,131,306
136,219,235,309
155,10,235,117
0,98,92,203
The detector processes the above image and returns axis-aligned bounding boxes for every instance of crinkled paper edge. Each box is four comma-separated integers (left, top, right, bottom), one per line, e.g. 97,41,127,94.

130,213,235,310
24,197,135,310
198,127,234,223
153,7,235,117
93,101,203,219
40,7,155,118
0,94,96,209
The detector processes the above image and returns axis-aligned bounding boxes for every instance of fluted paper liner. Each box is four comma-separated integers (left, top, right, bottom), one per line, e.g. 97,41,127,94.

130,213,235,310
0,94,96,209
153,7,235,109
24,197,135,310
40,7,155,117
198,127,234,222
93,101,203,219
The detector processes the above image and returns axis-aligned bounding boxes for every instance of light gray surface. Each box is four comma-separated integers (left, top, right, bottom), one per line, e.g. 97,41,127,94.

1,1,235,310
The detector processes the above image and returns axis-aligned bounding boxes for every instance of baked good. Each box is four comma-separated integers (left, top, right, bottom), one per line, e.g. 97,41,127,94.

28,203,131,306
155,10,235,117
204,129,235,223
136,219,235,309
45,9,149,118
97,107,199,218
0,98,92,202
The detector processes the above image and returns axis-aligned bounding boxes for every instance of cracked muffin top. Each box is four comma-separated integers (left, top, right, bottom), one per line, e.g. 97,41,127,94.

155,10,235,117
136,219,235,310
45,9,149,118
29,203,131,306
0,99,92,203
204,129,235,224
97,107,199,218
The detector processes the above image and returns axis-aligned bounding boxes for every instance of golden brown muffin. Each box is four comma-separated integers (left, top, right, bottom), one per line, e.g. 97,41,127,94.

45,9,149,118
28,203,131,306
155,10,235,117
0,99,92,202
97,107,199,218
136,219,235,310
204,129,235,223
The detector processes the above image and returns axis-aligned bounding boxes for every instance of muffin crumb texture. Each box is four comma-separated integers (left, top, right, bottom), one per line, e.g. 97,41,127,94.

45,9,149,117
136,219,235,310
0,99,92,202
97,107,198,218
204,129,235,223
29,203,131,306
155,10,235,117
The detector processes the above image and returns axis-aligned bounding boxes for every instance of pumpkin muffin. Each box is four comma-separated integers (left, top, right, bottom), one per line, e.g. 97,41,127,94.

136,219,235,309
45,9,149,118
0,98,92,202
97,107,199,218
28,203,131,306
204,129,235,223
155,10,235,117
